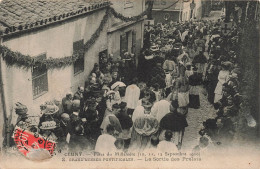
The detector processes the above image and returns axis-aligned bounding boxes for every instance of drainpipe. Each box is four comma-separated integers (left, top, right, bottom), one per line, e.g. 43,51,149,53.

0,38,9,149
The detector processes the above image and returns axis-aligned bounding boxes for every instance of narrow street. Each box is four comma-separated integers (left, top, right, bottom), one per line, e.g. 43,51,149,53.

182,86,217,150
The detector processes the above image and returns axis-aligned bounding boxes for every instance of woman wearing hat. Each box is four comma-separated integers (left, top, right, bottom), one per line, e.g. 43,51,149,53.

39,104,60,128
214,62,231,103
39,120,58,142
14,102,30,129
110,82,122,105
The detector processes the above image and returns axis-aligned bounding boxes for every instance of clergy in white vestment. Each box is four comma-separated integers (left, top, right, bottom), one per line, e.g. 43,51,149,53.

95,124,117,153
151,99,171,123
124,78,140,117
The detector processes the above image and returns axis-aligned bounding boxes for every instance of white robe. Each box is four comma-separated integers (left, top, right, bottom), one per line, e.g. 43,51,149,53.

124,84,140,110
151,100,170,123
157,140,179,153
95,134,117,153
132,106,144,122
214,70,230,103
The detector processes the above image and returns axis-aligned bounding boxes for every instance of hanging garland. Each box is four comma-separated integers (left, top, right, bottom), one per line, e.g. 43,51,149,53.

0,5,149,69
108,6,149,22
84,8,109,50
0,8,109,69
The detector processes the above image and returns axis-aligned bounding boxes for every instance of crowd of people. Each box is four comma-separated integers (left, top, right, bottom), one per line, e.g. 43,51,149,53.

13,18,243,155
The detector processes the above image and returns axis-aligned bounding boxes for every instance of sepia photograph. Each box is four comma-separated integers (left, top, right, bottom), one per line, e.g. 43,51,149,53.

0,0,259,168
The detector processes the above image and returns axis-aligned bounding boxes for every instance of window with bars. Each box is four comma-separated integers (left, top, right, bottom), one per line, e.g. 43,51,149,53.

73,39,84,75
32,53,48,99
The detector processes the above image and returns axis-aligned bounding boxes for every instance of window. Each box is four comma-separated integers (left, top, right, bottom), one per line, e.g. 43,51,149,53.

120,33,128,57
73,39,84,75
32,53,48,99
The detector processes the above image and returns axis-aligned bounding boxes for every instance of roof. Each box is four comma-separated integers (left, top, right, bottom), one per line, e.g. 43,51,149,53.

0,0,110,37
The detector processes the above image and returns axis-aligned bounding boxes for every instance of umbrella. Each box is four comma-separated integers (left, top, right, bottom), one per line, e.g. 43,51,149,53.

111,81,126,90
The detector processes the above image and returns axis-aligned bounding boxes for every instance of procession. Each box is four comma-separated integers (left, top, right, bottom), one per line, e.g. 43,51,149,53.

0,0,259,165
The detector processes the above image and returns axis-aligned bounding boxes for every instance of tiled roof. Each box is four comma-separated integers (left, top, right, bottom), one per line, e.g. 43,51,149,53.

0,0,110,37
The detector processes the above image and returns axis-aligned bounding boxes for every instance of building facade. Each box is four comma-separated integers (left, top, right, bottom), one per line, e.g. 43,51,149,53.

0,0,145,137
182,0,202,21
150,0,203,23
151,0,183,24
107,0,145,65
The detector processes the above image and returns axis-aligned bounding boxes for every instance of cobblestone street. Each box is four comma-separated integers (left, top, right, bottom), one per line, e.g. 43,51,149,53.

182,86,217,151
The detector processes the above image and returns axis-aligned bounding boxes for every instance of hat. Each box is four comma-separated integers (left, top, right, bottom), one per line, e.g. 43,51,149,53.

42,105,59,115
40,121,57,130
221,61,233,68
112,103,120,109
142,101,153,109
119,102,127,109
66,92,73,97
150,45,159,52
111,81,126,90
106,90,115,96
169,38,175,42
61,113,70,119
15,102,28,115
